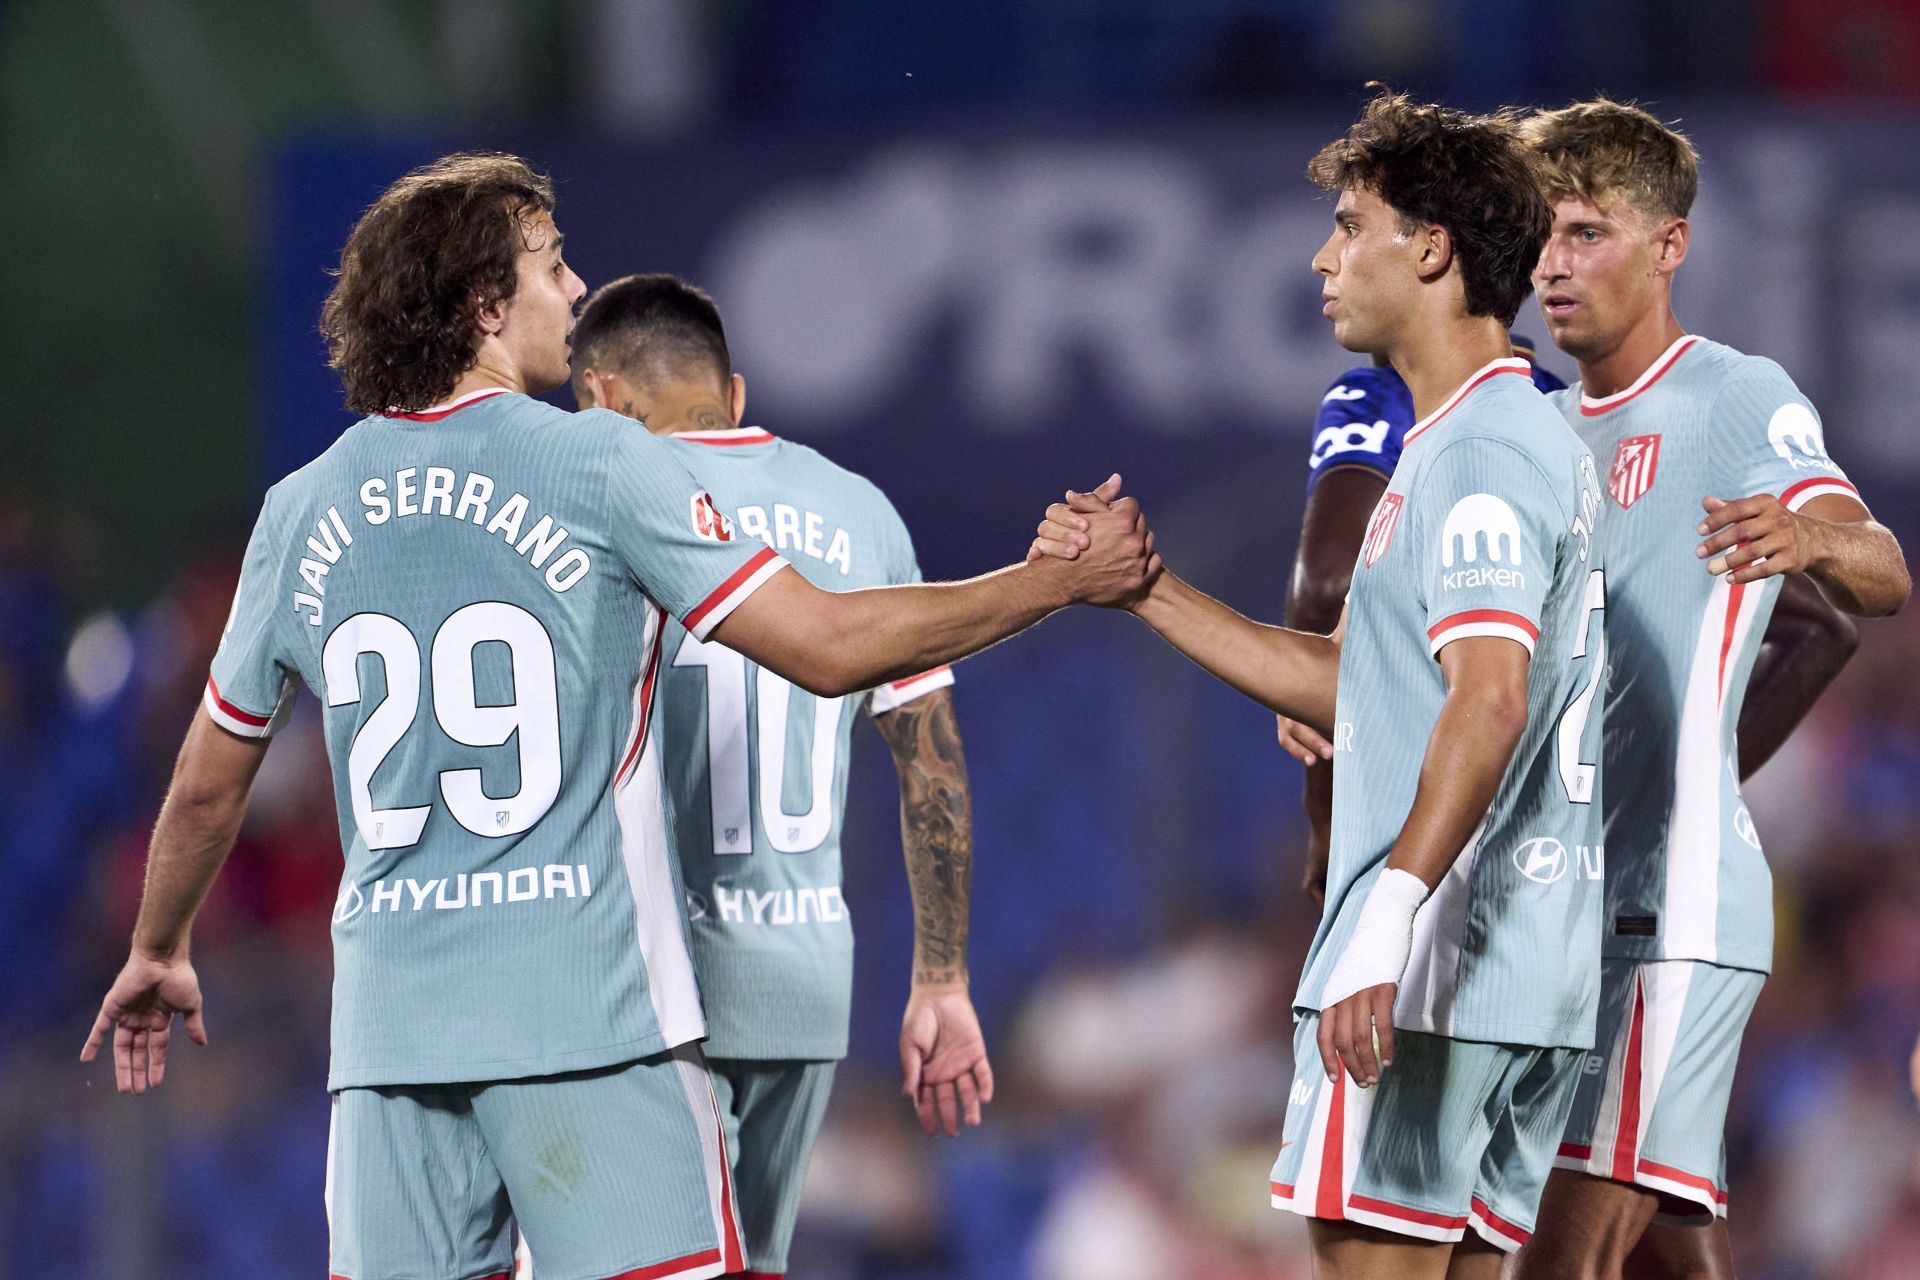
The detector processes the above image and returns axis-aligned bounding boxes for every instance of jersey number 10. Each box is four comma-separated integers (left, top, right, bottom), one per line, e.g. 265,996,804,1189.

674,633,846,856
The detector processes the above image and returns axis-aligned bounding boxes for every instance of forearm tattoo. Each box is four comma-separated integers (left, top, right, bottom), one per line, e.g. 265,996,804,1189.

875,689,973,986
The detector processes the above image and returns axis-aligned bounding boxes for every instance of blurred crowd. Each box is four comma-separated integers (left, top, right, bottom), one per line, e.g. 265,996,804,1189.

5,469,1918,1280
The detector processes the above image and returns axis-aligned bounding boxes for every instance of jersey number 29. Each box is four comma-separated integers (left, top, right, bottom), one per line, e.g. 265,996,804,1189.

323,603,561,850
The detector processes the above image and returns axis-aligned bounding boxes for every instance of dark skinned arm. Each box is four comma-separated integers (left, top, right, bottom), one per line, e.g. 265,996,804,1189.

1736,572,1858,779
1284,466,1389,905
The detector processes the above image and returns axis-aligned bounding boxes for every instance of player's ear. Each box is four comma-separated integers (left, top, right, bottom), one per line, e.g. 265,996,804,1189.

1416,223,1453,284
576,368,602,410
472,288,507,338
728,374,747,427
1655,217,1689,277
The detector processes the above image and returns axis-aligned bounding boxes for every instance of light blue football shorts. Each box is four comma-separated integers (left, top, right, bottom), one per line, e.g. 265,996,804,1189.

1553,957,1764,1221
1270,1012,1584,1253
328,1045,743,1280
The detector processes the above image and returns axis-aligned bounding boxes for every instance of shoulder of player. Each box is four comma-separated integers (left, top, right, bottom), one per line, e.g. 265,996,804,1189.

767,437,905,521
1686,343,1814,429
1543,382,1581,419
1423,418,1582,515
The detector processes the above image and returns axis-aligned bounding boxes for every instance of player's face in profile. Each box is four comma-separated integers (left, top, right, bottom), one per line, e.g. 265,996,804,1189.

497,211,587,395
1532,195,1667,361
1312,186,1419,355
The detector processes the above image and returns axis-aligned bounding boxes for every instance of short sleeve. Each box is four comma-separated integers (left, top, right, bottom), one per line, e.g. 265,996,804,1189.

865,502,955,716
602,423,791,641
1416,440,1563,660
1305,367,1410,492
205,492,300,738
1714,360,1860,513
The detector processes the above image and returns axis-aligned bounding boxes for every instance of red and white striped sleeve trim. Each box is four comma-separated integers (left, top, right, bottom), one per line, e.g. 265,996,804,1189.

683,546,788,641
1780,475,1860,513
867,665,955,716
203,676,283,739
1426,609,1539,658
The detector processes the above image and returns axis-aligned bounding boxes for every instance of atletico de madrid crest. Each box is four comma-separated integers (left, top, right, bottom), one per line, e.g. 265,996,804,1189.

1609,434,1661,509
1362,492,1404,567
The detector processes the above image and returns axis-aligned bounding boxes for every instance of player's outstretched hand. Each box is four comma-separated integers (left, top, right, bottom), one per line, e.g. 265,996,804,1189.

900,981,995,1138
1025,474,1160,609
1317,983,1396,1089
1275,715,1334,767
1697,494,1812,582
80,952,208,1094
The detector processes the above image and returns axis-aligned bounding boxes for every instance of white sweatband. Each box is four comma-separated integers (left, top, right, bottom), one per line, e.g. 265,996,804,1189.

1319,867,1429,1009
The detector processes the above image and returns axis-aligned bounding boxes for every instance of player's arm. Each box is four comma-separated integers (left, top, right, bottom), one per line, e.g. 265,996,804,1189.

1315,636,1530,1088
1736,572,1858,778
1698,490,1908,617
80,708,270,1091
711,516,1150,697
1284,466,1390,905
1697,370,1909,616
873,686,993,1137
1130,570,1342,733
609,432,1154,700
1027,490,1341,730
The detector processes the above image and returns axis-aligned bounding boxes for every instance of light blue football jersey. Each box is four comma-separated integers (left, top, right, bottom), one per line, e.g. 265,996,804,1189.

1297,359,1608,1050
206,389,791,1089
1554,335,1860,973
648,427,952,1061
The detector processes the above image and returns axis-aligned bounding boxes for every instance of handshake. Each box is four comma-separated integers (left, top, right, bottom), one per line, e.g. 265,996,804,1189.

1024,473,1166,610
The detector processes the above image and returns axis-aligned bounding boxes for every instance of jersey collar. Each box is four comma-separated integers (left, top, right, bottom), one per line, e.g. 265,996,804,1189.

1401,358,1531,447
670,427,776,447
1578,334,1701,416
386,387,512,422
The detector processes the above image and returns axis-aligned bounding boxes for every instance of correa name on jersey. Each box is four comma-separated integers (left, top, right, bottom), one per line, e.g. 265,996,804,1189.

732,503,856,576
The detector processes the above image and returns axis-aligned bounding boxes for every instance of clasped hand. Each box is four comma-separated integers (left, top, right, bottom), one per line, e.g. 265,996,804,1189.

1024,473,1162,609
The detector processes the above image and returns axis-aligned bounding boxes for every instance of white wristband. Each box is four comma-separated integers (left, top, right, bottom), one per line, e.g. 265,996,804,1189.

1320,867,1429,1009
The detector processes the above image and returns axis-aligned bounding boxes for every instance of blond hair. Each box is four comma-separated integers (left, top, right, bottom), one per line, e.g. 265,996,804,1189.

1520,98,1698,224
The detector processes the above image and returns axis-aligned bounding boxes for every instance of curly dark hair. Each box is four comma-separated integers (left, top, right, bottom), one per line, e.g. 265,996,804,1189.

1308,89,1550,327
320,152,556,414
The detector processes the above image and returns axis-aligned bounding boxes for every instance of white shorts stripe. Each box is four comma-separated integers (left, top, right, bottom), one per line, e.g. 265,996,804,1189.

670,1048,742,1271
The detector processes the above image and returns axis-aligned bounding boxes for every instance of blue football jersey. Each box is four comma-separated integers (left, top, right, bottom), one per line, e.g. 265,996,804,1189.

1305,339,1566,492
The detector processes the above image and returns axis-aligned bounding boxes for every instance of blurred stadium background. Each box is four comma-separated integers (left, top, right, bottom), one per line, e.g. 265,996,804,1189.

7,1,1920,1276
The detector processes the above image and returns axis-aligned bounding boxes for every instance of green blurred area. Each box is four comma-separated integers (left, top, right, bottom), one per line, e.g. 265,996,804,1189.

0,0,569,607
